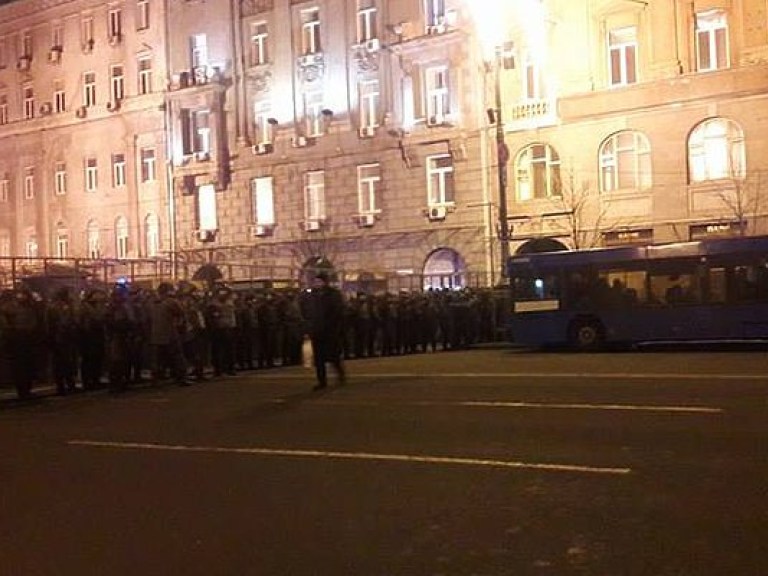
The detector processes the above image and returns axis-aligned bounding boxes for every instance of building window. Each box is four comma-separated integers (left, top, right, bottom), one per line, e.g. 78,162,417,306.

0,95,7,124
54,80,66,112
141,148,156,182
609,27,637,86
696,9,729,72
145,212,160,257
0,39,6,68
425,0,446,28
23,167,34,200
55,161,67,195
52,24,64,50
356,1,378,43
253,101,273,145
304,170,325,222
249,21,269,66
427,154,454,205
599,131,651,192
359,80,379,129
181,109,211,156
138,56,152,94
85,157,98,192
0,179,7,202
190,33,208,69
112,153,126,187
137,0,150,31
111,64,125,102
23,85,34,119
357,163,381,213
301,8,321,55
515,143,562,201
0,232,9,257
87,220,100,258
688,118,745,182
198,184,217,231
81,16,94,50
251,177,275,225
20,31,32,58
25,236,38,260
303,91,324,137
56,229,69,259
522,51,543,100
425,66,450,124
108,8,123,42
83,72,96,107
115,216,129,259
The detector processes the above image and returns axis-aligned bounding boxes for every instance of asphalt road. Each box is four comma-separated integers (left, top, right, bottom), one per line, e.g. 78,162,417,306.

1,348,767,576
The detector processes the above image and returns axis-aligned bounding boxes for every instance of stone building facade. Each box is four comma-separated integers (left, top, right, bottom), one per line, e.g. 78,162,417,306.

1,0,767,290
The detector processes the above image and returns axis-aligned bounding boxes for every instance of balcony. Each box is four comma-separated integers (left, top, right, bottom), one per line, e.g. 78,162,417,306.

506,98,557,132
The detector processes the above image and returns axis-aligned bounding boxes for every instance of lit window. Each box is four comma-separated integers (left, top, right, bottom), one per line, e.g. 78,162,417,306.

688,118,745,182
108,8,123,42
52,24,64,49
56,229,68,259
427,154,454,205
145,212,160,257
137,0,150,31
515,144,562,201
83,72,96,107
85,157,98,192
112,153,126,187
111,64,125,102
425,66,450,124
356,1,378,43
304,91,324,137
23,166,34,199
54,80,66,113
357,163,381,213
115,216,129,259
599,131,652,192
301,8,321,55
304,170,325,222
253,101,273,145
138,56,152,94
425,0,446,28
87,220,100,258
23,85,34,119
0,95,7,124
25,236,38,260
197,184,218,231
141,148,156,182
522,51,543,100
608,27,637,86
54,162,67,195
359,80,379,129
0,179,8,202
20,31,31,58
696,9,729,72
190,33,208,69
81,16,94,49
249,21,269,66
251,177,275,225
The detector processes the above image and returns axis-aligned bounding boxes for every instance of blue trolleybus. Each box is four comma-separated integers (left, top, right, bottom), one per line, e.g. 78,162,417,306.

506,235,768,349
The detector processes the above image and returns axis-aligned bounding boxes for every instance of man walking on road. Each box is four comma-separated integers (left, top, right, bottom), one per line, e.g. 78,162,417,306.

302,272,346,391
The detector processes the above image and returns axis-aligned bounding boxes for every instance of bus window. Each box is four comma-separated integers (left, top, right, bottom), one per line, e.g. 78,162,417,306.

708,267,727,303
733,265,759,302
512,273,559,301
649,272,699,305
601,270,646,306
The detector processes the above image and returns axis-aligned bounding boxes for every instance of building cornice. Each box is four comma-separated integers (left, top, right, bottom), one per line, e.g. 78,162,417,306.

0,0,94,24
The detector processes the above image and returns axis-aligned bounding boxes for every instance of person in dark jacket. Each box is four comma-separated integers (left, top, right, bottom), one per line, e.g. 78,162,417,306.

47,287,80,395
301,272,346,390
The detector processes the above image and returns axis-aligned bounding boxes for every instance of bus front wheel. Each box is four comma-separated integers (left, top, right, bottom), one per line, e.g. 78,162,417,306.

568,318,605,351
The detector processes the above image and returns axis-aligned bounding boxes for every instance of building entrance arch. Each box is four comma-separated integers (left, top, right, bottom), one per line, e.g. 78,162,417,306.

422,248,467,290
515,238,569,255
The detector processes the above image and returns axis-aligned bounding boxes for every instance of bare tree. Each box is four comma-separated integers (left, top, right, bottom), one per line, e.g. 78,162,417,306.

715,167,767,236
547,167,612,249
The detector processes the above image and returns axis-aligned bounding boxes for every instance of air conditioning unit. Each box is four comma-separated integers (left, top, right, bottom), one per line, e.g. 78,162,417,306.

358,126,376,138
82,39,94,53
39,102,53,116
298,53,321,67
249,224,269,237
195,151,211,161
427,24,446,35
304,220,320,232
193,66,208,85
428,205,447,220
16,56,31,71
48,48,62,64
292,135,309,148
108,33,122,46
359,213,376,227
364,38,380,52
427,115,444,127
197,229,216,242
75,106,88,119
106,100,121,112
252,142,274,155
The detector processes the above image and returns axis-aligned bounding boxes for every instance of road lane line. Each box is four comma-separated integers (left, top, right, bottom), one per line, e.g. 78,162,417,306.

459,401,723,414
67,440,631,476
268,371,767,381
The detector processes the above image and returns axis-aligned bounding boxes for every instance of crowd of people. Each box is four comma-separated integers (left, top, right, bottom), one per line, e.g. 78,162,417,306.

0,279,508,400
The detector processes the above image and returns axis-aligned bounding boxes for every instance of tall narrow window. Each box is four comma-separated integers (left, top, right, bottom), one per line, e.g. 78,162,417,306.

54,161,67,195
253,101,273,145
137,0,150,31
688,118,745,182
359,80,379,129
111,64,125,102
108,8,123,42
54,80,66,112
304,170,325,222
81,16,94,50
251,177,275,225
425,66,450,124
249,21,269,66
427,154,454,205
141,148,156,182
197,184,218,231
20,31,32,58
145,212,160,257
696,9,729,72
23,167,34,199
515,144,562,201
0,231,9,257
609,27,637,86
85,157,98,192
52,24,64,49
301,8,321,55
0,179,8,202
599,131,651,192
23,85,34,119
356,0,378,43
181,109,211,156
87,220,100,258
112,153,126,187
56,229,69,259
425,0,446,28
523,52,543,100
304,91,324,137
0,95,8,124
138,56,152,94
0,39,6,68
357,163,381,213
190,33,208,69
115,216,129,259
83,72,96,106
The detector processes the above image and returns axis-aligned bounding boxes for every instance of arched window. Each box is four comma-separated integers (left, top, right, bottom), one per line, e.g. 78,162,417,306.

145,212,160,257
423,248,467,290
86,219,100,259
688,118,745,183
599,130,652,192
115,216,129,259
515,143,561,201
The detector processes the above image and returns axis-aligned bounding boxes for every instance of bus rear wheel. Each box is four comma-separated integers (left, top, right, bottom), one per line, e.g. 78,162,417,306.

568,318,605,351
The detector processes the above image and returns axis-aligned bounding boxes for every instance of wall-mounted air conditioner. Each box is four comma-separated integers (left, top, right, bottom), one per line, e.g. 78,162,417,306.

75,106,88,119
427,115,444,127
304,220,320,232
428,205,447,220
48,47,62,64
252,142,274,155
39,102,53,116
427,24,446,35
364,39,380,53
292,135,310,148
359,213,376,227
197,229,216,242
249,224,270,237
358,126,376,138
